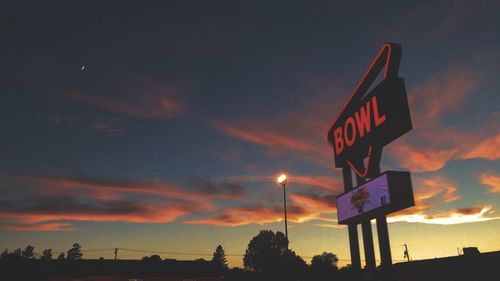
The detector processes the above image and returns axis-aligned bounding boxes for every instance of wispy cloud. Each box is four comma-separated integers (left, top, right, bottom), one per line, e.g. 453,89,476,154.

414,175,459,203
211,120,324,155
478,172,500,193
185,204,308,226
387,66,499,172
409,68,480,129
458,134,500,161
186,190,338,227
3,222,76,232
387,142,457,173
227,174,342,192
68,74,188,119
0,198,197,230
0,173,246,231
389,205,499,225
210,80,347,167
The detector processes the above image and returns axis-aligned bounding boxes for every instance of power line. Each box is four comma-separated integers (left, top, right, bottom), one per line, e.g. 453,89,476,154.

86,247,407,263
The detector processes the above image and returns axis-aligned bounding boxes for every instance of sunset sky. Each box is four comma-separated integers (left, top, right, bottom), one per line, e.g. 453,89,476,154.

1,1,499,267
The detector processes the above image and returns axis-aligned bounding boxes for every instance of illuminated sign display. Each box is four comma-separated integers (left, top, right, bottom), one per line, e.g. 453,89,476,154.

336,171,414,224
327,43,412,178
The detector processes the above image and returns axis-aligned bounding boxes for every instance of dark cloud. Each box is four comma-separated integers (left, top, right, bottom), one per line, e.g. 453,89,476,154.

191,176,245,199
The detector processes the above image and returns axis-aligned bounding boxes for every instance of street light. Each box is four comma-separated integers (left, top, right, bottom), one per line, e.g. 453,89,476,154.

276,174,288,241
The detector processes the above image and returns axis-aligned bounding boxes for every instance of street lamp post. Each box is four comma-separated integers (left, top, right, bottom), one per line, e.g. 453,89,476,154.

277,174,288,241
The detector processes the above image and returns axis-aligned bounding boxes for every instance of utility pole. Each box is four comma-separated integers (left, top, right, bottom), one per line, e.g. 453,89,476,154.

114,248,118,260
403,244,410,262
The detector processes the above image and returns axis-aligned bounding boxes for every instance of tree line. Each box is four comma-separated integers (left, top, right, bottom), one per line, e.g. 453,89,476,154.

0,230,349,280
1,243,82,261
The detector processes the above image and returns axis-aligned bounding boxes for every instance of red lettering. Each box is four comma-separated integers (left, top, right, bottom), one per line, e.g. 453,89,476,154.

334,127,344,154
334,95,388,155
344,117,356,147
355,101,371,138
372,96,386,127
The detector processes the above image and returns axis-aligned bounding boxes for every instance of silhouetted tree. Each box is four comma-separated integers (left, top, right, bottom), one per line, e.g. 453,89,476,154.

311,252,339,280
67,243,82,260
142,254,162,262
282,250,309,280
212,245,228,269
338,264,353,280
41,249,52,261
57,252,65,260
12,248,22,257
243,230,288,273
21,245,35,259
243,230,308,280
1,249,8,259
150,254,162,262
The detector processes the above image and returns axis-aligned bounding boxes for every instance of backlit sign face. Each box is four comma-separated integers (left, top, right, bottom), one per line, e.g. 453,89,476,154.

336,171,414,224
327,43,412,177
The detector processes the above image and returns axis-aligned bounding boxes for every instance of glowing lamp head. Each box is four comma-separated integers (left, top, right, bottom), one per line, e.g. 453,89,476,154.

277,174,287,185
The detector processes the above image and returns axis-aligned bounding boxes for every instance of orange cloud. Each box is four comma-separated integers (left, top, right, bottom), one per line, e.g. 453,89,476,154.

384,174,459,220
414,175,459,203
388,205,499,225
0,197,204,231
186,191,337,227
386,67,498,172
185,204,308,226
5,222,76,232
288,193,336,219
478,173,500,193
386,142,457,173
0,174,242,231
459,134,500,161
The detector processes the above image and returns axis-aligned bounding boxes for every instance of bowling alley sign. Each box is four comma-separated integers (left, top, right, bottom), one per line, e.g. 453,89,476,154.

328,42,415,224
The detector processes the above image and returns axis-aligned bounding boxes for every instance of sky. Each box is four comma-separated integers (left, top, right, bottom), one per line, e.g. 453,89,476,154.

1,0,499,268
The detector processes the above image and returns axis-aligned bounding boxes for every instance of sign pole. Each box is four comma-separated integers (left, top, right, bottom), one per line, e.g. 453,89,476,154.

357,175,376,270
376,215,392,266
342,167,361,270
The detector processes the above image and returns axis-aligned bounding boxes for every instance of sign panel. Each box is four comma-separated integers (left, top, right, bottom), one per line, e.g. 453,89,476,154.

336,171,414,224
327,43,412,178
